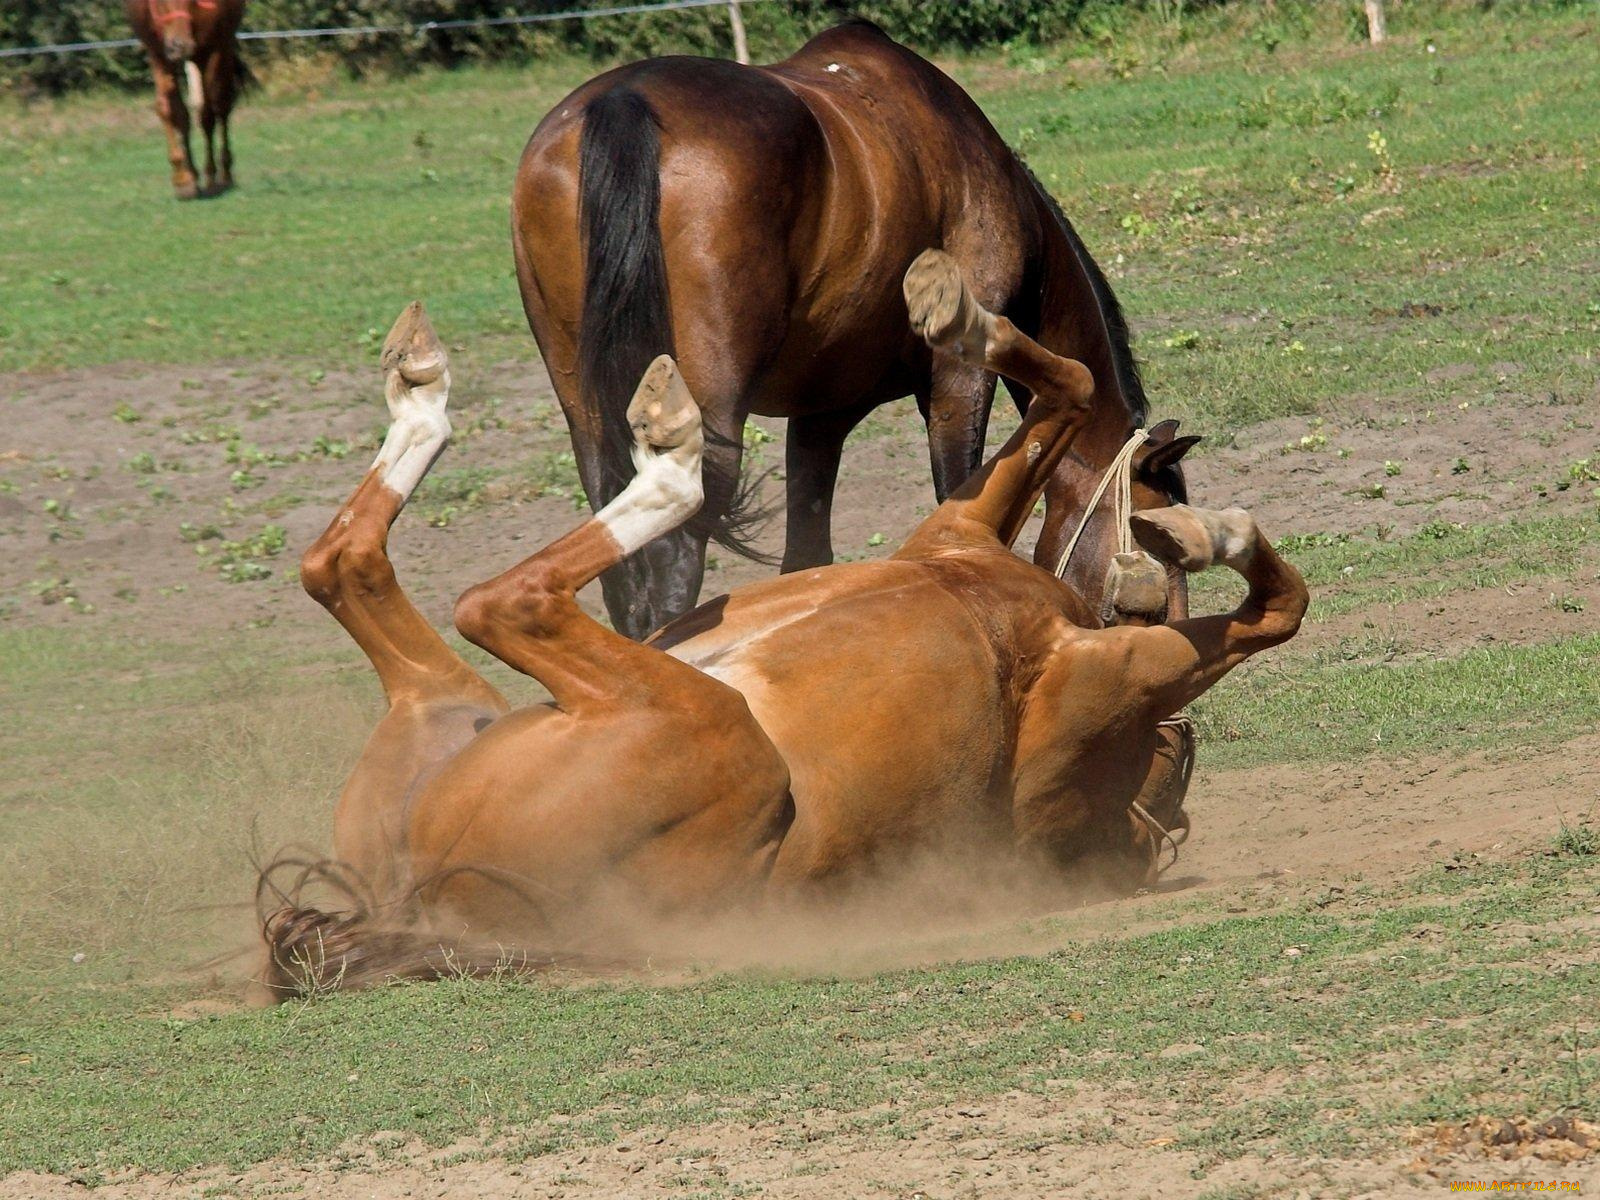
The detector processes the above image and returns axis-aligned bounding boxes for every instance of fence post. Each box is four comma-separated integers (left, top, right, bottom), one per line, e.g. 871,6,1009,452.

727,0,750,65
1364,0,1387,44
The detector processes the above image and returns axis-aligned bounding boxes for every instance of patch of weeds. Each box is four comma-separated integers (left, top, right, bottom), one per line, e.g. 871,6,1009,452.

178,424,239,447
192,524,287,584
1550,594,1586,614
1355,482,1386,500
1119,210,1158,238
111,403,141,424
1551,821,1598,858
307,435,351,461
1276,530,1351,553
30,578,82,608
529,451,587,510
1384,461,1402,477
1556,459,1600,491
1281,421,1327,454
1452,458,1471,475
1163,329,1202,350
178,521,224,543
1235,80,1401,131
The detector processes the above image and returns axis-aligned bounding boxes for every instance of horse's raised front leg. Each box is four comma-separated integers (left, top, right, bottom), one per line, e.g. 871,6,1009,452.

1113,504,1309,717
299,303,508,893
1013,506,1303,889
898,249,1095,554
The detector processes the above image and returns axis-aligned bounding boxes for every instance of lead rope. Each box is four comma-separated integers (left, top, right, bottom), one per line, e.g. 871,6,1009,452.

1049,429,1198,878
1051,428,1149,579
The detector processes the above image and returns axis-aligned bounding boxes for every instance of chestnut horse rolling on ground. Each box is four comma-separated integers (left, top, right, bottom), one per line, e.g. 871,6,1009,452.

258,254,1306,1000
127,0,245,199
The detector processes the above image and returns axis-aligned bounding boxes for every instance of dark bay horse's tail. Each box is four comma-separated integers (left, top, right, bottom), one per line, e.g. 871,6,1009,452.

576,89,769,559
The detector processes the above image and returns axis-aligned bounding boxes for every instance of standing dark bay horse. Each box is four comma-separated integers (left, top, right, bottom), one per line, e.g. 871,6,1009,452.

128,0,245,199
513,19,1199,639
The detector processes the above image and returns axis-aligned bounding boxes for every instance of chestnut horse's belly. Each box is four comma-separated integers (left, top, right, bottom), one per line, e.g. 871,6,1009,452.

658,561,1014,880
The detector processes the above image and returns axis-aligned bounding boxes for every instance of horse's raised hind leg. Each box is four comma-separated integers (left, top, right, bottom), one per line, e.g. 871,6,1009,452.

898,249,1096,554
455,357,738,714
299,303,508,890
440,358,793,915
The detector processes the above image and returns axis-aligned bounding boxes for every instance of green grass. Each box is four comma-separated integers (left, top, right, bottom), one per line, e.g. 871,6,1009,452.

4,5,1598,1186
1191,510,1600,621
1193,630,1600,769
2,5,1596,440
3,854,1594,1176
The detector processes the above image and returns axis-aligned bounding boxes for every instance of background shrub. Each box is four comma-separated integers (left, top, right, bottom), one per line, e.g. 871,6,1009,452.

1,0,1588,95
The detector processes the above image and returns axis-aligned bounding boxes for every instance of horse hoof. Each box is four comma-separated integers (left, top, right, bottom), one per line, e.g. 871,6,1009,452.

903,249,990,362
381,302,447,388
1132,505,1256,573
1131,506,1216,572
174,181,200,201
1103,550,1168,625
627,355,701,451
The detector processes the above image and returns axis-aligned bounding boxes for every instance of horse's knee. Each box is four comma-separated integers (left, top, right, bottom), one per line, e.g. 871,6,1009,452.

1259,575,1310,643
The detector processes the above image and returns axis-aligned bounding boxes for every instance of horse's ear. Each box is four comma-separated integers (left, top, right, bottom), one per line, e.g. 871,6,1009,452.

1140,434,1201,477
1145,418,1182,444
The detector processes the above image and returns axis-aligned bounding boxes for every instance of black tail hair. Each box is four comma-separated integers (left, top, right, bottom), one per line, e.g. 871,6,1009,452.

576,88,772,561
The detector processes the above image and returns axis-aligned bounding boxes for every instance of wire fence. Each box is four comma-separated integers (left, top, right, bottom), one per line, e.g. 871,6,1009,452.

0,0,766,60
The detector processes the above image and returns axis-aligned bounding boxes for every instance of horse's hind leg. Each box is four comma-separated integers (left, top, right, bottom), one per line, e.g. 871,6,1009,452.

195,49,231,193
455,357,743,714
898,249,1096,553
300,304,507,887
443,357,792,911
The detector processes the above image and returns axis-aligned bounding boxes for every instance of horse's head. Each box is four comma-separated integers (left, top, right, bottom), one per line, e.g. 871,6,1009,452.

149,0,198,62
1040,416,1202,623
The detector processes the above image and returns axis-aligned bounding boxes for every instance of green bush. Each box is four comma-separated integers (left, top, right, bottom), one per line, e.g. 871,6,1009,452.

1,0,1589,95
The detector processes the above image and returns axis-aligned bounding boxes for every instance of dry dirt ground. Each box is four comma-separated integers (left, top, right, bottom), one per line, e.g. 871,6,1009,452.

3,356,1598,1198
6,1105,1599,1200
4,349,1597,638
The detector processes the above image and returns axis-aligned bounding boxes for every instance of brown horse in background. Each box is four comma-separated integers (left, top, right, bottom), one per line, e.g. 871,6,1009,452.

513,19,1199,639
127,0,245,199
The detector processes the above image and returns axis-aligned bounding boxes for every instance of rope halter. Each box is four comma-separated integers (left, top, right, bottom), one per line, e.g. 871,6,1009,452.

1052,427,1149,579
1046,428,1198,879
